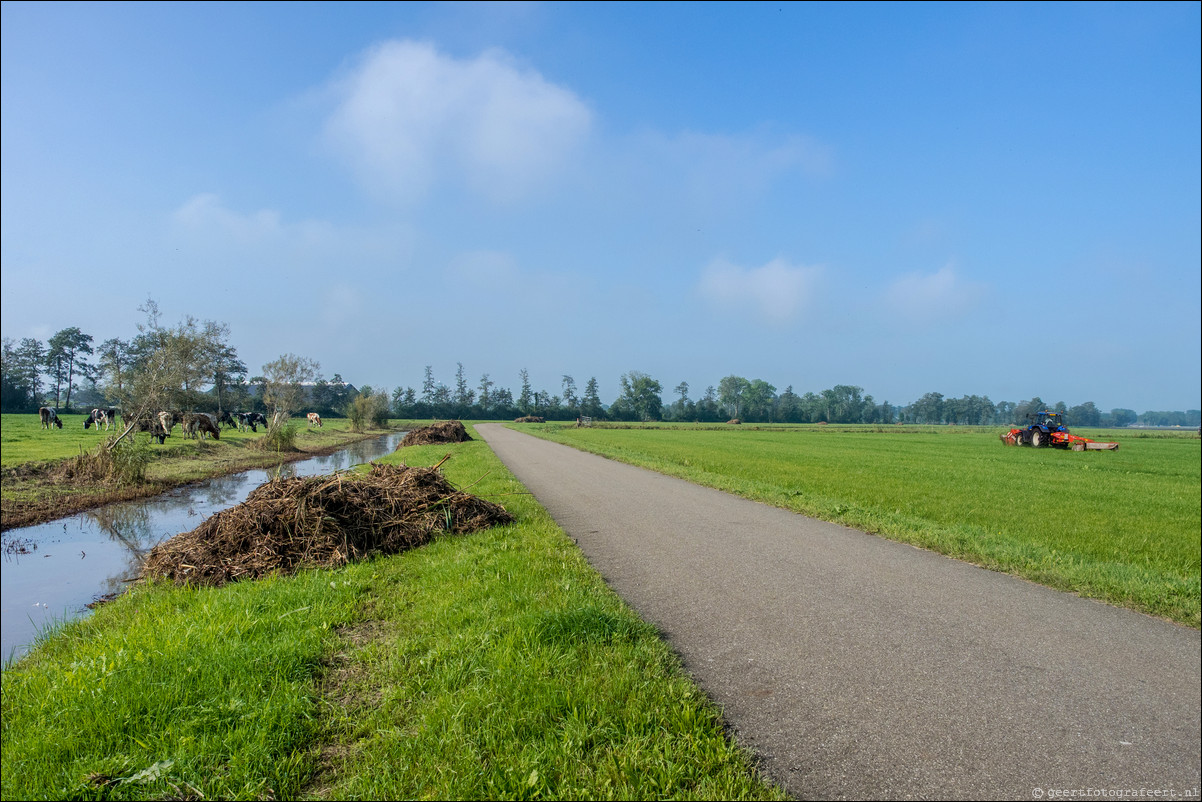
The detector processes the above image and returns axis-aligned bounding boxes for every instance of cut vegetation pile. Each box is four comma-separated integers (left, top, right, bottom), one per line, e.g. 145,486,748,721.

141,463,512,587
397,420,472,447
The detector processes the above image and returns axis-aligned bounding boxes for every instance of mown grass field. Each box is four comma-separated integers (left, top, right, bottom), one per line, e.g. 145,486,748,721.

1,428,786,801
525,422,1201,627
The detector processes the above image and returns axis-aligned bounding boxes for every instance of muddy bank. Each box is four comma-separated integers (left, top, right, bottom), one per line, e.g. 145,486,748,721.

1,428,402,532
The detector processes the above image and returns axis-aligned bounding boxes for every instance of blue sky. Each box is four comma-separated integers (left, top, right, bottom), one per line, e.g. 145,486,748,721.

3,1,1199,412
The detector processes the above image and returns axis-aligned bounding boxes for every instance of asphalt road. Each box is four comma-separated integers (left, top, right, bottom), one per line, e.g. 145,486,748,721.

475,423,1201,801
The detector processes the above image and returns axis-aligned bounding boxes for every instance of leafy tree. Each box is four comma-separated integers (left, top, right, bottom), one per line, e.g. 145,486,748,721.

518,368,533,412
477,374,495,413
911,392,945,424
311,378,335,415
261,353,321,429
777,385,802,423
391,386,417,417
208,334,246,413
1068,401,1102,427
1,337,44,411
1109,408,1137,427
743,379,777,421
581,377,603,419
347,389,391,431
695,386,721,422
46,326,94,409
1013,397,1047,422
454,363,474,410
421,366,437,405
109,302,233,447
492,386,516,416
668,380,693,421
562,375,578,411
97,338,131,398
718,375,750,419
824,385,866,423
617,371,663,422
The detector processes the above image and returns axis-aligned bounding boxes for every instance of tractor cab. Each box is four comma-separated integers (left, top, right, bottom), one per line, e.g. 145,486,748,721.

1028,411,1067,432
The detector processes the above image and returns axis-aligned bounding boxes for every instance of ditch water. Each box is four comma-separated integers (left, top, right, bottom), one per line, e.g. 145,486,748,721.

1,431,405,663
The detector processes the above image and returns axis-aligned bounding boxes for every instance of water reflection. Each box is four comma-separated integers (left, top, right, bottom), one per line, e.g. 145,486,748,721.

2,432,403,663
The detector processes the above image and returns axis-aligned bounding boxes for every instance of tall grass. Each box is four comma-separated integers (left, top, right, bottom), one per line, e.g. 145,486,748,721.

1,431,786,800
56,435,153,484
529,424,1201,626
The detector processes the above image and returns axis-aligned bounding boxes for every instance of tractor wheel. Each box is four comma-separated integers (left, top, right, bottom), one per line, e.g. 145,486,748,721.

1030,430,1045,448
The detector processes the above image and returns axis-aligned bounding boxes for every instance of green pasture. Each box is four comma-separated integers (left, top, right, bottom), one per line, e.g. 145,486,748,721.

1,429,784,801
0,413,362,468
526,423,1201,627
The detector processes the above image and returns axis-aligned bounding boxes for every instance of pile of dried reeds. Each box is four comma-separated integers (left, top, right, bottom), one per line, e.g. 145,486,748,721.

397,420,472,447
513,416,545,423
141,463,512,587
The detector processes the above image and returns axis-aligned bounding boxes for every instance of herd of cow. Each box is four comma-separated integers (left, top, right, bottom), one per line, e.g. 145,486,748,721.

37,407,322,443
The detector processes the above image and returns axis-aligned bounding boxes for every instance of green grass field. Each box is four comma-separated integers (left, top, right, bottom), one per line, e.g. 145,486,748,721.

525,423,1201,627
0,412,362,468
0,414,400,530
1,430,785,801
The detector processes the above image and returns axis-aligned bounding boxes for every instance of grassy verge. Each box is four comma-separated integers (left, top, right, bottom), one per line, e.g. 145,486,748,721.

0,415,403,531
1,428,786,801
522,422,1201,627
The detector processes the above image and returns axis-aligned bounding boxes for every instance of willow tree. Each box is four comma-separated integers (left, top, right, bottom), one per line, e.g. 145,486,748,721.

109,300,231,448
261,353,320,430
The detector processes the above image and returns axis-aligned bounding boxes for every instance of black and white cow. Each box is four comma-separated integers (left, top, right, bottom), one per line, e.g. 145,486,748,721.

39,407,63,429
84,408,118,430
236,412,267,432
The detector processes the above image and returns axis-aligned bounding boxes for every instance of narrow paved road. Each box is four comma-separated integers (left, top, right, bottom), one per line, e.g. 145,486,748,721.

475,424,1201,801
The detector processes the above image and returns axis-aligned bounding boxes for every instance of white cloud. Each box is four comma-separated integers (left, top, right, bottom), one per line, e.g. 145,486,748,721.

324,40,592,204
169,193,414,269
697,257,823,322
883,264,985,323
173,193,287,243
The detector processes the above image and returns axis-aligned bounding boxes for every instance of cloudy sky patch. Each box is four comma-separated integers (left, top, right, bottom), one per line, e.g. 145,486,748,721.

324,40,592,204
698,257,823,323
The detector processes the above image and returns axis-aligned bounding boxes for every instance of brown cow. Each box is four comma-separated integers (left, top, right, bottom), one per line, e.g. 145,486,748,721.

182,412,220,440
307,412,323,427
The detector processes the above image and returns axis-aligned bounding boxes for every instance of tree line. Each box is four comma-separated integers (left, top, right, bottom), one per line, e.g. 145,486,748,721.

388,367,1200,428
0,303,338,443
4,314,1199,429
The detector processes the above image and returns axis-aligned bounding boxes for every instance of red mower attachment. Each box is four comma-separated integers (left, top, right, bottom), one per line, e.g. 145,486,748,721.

1001,411,1119,451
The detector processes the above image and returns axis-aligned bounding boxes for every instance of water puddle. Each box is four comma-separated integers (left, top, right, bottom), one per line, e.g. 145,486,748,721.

2,432,404,663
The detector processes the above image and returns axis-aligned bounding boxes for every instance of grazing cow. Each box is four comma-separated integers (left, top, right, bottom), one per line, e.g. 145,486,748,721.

217,411,238,430
39,407,63,429
130,416,171,444
248,412,268,429
307,412,322,427
159,411,179,436
181,413,220,440
84,408,118,430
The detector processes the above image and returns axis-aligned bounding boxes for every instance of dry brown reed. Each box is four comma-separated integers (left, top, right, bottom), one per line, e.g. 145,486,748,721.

397,420,472,447
141,463,512,587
